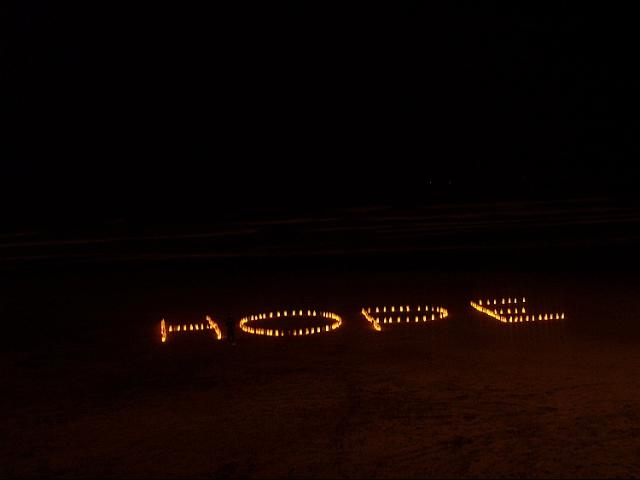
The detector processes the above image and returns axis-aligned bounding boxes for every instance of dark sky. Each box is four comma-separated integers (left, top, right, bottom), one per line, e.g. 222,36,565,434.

3,2,640,224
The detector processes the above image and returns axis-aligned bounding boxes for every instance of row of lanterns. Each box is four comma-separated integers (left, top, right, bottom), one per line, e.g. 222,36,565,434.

362,305,449,331
239,309,342,337
160,315,222,343
470,300,564,323
161,299,566,342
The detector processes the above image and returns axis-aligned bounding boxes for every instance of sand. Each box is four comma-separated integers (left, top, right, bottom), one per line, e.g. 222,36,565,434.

2,267,640,477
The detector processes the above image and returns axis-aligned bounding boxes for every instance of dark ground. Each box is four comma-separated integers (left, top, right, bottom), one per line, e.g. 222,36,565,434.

2,256,640,478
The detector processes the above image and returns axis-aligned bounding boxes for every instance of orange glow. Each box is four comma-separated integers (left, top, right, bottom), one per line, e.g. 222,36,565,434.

361,304,449,332
470,298,564,325
238,309,343,337
206,315,223,340
160,315,223,343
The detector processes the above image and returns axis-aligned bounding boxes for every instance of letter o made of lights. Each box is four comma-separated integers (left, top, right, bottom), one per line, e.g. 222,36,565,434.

239,309,343,337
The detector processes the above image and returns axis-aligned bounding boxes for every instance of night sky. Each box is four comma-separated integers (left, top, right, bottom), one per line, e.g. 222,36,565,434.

4,2,640,227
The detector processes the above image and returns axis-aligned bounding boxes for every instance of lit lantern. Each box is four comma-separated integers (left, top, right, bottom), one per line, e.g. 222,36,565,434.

161,319,167,343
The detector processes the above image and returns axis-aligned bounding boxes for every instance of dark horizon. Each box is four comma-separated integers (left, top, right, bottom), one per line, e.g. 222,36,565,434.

4,2,640,229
